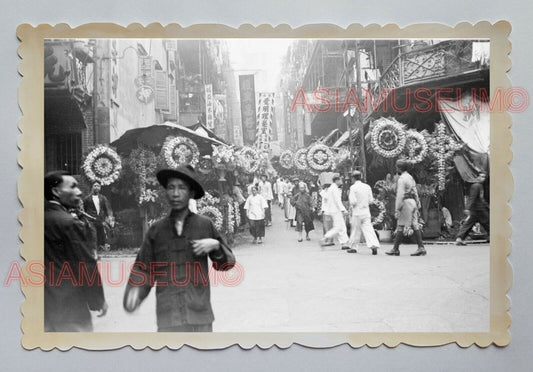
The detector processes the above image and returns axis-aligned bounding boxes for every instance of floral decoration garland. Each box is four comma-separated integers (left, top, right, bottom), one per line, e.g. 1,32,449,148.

279,150,294,169
233,201,241,228
82,145,122,186
294,148,308,170
212,145,236,169
370,118,406,158
198,205,223,231
198,155,213,174
129,147,157,176
400,130,428,164
162,136,200,168
307,144,334,171
197,192,220,209
427,123,463,191
226,202,235,234
239,146,260,173
369,199,386,227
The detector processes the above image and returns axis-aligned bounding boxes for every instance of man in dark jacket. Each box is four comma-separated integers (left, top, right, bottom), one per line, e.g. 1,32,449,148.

44,171,108,332
83,181,113,251
456,172,490,245
123,165,236,332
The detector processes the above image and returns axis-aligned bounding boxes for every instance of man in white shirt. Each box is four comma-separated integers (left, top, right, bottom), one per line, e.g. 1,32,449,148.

347,170,380,255
244,186,268,244
320,175,350,249
258,174,274,226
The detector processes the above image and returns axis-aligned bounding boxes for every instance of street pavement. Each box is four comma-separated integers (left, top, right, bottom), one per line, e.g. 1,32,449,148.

93,204,489,333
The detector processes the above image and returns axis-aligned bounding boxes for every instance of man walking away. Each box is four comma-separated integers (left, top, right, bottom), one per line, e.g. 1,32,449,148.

347,170,380,255
320,175,350,250
456,172,490,245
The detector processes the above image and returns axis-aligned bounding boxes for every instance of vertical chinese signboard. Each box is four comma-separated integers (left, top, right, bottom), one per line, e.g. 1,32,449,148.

239,75,257,145
205,84,214,129
255,92,275,152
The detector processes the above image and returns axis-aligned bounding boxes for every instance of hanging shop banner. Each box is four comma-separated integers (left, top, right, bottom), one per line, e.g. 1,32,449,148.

239,74,257,145
205,84,215,129
214,93,227,139
255,92,275,151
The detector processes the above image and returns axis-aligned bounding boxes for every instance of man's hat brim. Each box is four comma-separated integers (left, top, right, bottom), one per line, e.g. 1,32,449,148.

156,167,205,199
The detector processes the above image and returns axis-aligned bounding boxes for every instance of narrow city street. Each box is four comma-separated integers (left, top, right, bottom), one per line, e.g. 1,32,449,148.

93,204,489,333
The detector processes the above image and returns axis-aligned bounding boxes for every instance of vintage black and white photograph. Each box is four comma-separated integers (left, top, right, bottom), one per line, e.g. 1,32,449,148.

41,36,495,334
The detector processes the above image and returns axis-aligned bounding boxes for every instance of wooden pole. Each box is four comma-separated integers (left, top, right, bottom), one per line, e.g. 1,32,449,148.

354,41,367,182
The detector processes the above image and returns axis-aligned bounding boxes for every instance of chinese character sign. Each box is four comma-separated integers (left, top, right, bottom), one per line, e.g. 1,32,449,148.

239,75,257,145
255,92,275,152
205,84,215,129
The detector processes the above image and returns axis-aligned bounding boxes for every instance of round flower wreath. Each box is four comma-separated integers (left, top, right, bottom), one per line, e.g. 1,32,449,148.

198,205,223,231
370,199,386,227
239,147,260,173
294,148,308,170
371,119,406,158
198,155,213,174
82,145,122,186
279,150,294,169
162,136,200,168
307,144,334,171
400,130,428,164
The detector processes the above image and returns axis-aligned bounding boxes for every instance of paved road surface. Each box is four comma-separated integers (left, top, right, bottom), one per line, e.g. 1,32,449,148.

93,204,489,333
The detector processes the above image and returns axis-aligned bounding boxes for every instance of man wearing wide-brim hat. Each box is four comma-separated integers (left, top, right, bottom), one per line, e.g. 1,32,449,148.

123,165,236,332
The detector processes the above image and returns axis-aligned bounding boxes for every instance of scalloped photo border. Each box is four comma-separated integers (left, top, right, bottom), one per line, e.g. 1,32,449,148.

17,22,512,350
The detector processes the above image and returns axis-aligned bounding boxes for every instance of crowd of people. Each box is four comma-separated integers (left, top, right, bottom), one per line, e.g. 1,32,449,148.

43,158,489,333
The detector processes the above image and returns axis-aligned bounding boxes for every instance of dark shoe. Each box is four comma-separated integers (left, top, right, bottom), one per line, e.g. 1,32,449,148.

411,247,427,256
298,238,303,242
370,246,378,255
341,246,351,250
346,248,357,253
385,249,400,256
306,236,311,241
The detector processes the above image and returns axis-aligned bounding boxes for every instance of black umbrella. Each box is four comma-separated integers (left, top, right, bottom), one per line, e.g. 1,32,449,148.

110,122,227,157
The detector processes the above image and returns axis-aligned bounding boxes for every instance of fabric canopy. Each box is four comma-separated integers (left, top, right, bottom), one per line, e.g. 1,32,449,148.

438,93,490,154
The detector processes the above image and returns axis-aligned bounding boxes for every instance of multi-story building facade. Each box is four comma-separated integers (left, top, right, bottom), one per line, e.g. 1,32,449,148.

45,38,238,175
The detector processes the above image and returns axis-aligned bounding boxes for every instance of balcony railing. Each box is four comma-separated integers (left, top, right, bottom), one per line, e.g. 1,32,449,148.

377,39,489,94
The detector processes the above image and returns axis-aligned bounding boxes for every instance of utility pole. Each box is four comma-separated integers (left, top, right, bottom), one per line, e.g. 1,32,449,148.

354,40,367,182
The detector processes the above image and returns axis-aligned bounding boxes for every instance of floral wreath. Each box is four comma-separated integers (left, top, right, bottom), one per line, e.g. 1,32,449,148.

294,148,308,170
233,201,241,228
307,144,334,171
212,145,236,169
369,199,386,227
82,145,122,186
239,146,260,173
162,136,200,168
428,123,463,191
226,202,235,234
129,147,157,176
370,118,406,158
279,150,294,169
198,205,223,231
198,155,213,174
400,130,428,164
197,191,220,209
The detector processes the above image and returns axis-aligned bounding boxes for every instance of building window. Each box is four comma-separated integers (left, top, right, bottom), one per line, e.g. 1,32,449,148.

51,133,82,175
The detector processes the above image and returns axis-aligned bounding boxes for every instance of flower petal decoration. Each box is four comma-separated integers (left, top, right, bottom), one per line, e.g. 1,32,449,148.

369,199,386,227
400,130,428,164
198,205,224,231
307,144,334,172
238,146,260,173
162,136,200,168
279,150,294,169
294,148,309,170
370,118,407,158
82,145,122,186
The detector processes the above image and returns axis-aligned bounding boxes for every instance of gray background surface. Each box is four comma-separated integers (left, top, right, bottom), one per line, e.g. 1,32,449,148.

1,0,531,370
